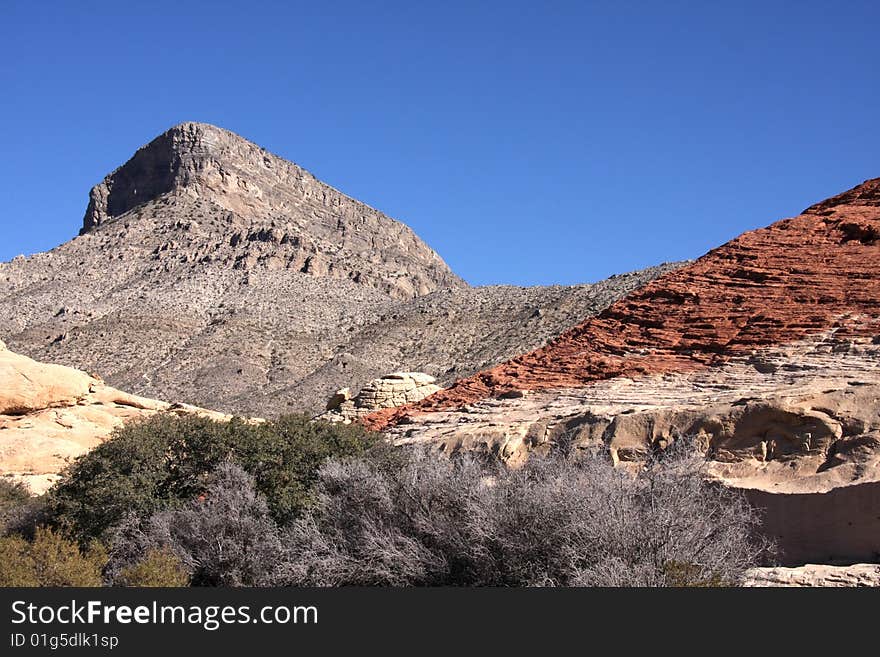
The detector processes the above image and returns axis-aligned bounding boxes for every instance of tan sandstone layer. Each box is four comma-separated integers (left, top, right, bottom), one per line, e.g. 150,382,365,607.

0,338,231,494
745,564,880,587
320,372,442,423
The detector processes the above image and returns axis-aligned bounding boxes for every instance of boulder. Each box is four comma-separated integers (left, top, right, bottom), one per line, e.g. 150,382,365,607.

321,373,441,423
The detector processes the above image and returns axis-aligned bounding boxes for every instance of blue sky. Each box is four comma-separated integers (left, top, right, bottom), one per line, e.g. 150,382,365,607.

1,1,878,286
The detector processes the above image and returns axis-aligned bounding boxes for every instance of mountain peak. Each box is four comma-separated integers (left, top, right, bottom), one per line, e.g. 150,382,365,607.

81,122,275,233
75,123,464,299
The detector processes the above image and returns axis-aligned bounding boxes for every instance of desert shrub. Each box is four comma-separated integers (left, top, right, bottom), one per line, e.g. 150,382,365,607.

237,414,387,523
0,527,106,587
280,443,770,587
114,547,190,587
108,463,282,587
0,534,37,586
280,452,498,586
0,479,32,516
46,413,380,543
0,480,49,540
0,479,36,534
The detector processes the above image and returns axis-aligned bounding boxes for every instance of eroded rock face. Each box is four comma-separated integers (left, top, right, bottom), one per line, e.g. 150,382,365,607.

81,122,463,299
381,334,880,564
321,373,441,423
0,339,231,494
0,338,94,415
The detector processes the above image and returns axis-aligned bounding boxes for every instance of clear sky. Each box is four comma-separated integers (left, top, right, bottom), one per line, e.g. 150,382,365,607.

1,1,878,286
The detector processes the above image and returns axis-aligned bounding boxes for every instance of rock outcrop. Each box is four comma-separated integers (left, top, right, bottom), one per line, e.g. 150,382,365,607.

321,372,441,422
745,564,880,587
367,178,880,567
0,339,231,494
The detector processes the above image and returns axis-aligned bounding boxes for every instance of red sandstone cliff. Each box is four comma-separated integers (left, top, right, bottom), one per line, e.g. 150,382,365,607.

366,178,880,431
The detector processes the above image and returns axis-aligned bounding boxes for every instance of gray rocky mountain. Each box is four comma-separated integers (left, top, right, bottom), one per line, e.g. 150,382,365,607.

0,122,681,416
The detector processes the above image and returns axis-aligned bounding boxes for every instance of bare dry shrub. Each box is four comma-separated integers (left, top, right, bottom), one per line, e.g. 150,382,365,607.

280,442,770,587
108,462,282,586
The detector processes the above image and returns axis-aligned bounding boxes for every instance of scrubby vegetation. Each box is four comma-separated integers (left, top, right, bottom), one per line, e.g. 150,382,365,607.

0,413,771,588
1,413,380,586
279,443,770,586
107,463,283,586
45,413,380,543
0,479,44,537
114,548,190,587
0,527,106,587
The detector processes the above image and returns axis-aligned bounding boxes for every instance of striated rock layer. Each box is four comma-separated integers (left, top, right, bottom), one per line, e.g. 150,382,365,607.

745,563,880,587
367,178,880,430
0,338,231,494
320,372,441,423
367,179,880,567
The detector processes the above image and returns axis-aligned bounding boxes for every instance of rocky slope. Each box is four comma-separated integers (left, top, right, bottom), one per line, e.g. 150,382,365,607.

367,178,880,566
0,338,230,494
0,122,680,416
280,264,682,412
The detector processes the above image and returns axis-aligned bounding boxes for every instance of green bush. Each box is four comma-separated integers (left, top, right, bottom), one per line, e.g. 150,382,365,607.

0,527,106,587
114,547,190,587
47,413,381,543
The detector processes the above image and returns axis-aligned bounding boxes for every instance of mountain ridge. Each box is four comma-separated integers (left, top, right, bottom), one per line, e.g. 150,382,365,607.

0,122,680,416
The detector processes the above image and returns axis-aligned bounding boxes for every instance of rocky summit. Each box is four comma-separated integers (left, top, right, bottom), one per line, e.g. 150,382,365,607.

0,122,679,417
365,178,880,566
79,122,463,299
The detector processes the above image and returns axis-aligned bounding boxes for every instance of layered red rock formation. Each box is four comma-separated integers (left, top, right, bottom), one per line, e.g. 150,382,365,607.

366,178,880,431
